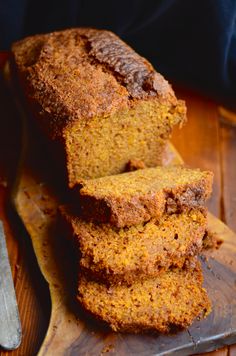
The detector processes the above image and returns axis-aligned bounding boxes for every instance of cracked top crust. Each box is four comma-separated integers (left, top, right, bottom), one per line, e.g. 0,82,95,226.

11,28,179,136
86,29,171,99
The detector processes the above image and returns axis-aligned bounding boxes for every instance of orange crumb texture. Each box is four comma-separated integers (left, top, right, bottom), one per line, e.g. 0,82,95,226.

77,165,213,227
11,28,186,187
78,261,211,333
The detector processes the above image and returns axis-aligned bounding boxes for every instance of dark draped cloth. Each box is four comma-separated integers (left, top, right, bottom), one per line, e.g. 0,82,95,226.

1,0,236,101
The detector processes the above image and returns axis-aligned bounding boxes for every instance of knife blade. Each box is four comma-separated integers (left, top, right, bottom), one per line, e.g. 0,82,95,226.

0,221,22,350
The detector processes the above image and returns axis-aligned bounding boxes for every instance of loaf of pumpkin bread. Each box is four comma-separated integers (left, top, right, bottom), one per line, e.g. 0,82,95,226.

11,28,186,187
78,260,211,333
60,205,207,285
77,165,213,228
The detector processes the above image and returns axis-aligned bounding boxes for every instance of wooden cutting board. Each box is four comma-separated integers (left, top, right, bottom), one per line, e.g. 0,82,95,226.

11,105,236,356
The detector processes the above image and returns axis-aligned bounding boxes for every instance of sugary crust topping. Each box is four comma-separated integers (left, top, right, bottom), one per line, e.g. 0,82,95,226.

11,28,178,133
86,29,172,99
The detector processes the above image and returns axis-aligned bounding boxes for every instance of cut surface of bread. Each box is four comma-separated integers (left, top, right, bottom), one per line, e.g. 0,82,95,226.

11,28,186,187
61,206,207,285
77,166,213,227
78,260,211,333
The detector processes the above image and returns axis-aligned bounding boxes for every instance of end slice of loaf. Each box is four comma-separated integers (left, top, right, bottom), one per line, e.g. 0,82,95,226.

60,206,207,285
77,166,213,228
11,28,186,187
78,260,211,333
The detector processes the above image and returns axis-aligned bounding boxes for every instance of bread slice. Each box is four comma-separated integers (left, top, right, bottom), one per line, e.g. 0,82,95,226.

78,260,211,333
60,206,207,285
11,28,186,188
77,166,213,228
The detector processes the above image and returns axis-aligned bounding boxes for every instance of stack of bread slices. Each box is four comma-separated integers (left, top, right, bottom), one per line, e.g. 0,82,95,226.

11,28,214,334
61,165,213,333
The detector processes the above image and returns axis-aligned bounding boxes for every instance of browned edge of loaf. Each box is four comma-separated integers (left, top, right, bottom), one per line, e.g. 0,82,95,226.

77,169,213,228
10,28,187,140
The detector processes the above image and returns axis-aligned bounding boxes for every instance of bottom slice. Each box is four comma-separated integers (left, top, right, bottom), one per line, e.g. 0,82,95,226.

78,260,211,333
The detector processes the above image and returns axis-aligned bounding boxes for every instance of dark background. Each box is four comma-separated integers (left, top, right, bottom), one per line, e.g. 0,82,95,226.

1,0,236,102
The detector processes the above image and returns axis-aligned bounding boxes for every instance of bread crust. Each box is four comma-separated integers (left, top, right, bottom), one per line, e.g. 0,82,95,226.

77,166,213,228
11,29,187,187
11,28,183,139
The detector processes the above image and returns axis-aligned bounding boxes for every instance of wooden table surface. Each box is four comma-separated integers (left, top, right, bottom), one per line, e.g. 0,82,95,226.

0,54,236,355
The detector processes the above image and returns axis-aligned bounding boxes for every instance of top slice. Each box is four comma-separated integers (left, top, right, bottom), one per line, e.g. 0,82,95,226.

77,165,213,227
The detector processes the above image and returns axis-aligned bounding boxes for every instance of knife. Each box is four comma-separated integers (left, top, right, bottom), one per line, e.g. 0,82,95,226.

0,221,22,350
